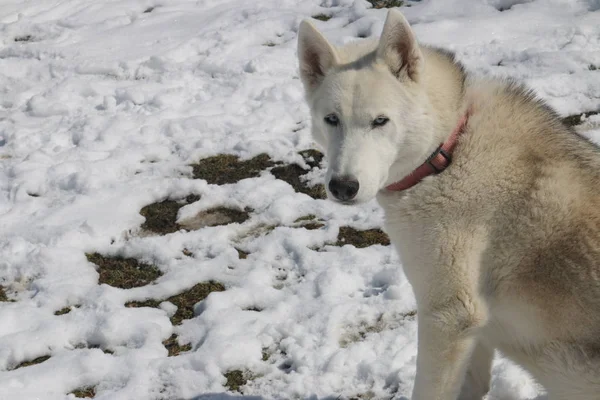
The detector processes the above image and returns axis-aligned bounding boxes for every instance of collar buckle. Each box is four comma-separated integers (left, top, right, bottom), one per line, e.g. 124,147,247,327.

426,144,452,174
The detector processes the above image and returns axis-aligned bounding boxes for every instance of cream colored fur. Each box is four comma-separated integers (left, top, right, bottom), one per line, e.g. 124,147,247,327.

298,9,600,400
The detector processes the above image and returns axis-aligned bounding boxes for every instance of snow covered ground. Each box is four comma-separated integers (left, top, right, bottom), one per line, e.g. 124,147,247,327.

0,0,599,399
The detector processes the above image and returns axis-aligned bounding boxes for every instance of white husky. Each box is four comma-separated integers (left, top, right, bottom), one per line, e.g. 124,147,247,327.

297,9,600,400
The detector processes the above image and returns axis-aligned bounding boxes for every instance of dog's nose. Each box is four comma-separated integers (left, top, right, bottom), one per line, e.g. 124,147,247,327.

329,176,359,201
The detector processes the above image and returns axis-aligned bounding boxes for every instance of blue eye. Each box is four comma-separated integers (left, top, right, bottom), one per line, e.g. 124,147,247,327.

324,114,339,126
372,116,389,127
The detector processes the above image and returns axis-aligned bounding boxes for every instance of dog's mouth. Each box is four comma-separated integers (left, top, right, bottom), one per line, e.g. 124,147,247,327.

327,196,359,206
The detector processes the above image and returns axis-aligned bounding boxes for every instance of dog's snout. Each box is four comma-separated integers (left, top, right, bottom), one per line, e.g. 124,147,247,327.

329,176,359,202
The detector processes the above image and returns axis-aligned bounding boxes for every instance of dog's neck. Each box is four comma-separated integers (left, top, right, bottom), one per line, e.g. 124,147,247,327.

386,111,469,191
385,46,468,189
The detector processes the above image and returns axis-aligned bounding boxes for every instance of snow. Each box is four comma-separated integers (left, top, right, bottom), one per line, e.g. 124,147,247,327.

0,0,599,399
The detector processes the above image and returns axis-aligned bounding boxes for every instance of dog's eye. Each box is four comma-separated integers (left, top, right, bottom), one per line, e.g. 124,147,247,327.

324,114,339,126
372,116,389,127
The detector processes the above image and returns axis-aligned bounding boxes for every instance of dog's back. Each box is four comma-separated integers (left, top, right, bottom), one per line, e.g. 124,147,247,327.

407,62,600,395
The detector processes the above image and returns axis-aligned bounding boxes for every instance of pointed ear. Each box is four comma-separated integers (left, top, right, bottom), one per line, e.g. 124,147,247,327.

297,20,339,92
377,9,423,81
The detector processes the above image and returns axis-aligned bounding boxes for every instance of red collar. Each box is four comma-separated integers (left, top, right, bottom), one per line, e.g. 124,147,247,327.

385,112,469,192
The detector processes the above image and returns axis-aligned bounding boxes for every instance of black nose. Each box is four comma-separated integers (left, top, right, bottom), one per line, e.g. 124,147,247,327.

328,176,359,201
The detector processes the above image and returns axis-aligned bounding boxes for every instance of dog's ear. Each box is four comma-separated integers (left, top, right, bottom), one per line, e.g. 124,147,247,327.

377,9,423,82
297,20,338,91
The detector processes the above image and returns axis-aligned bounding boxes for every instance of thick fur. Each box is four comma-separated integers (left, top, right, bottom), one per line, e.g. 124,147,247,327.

298,9,600,400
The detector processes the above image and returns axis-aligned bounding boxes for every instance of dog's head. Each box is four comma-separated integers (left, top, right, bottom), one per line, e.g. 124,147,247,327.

297,10,435,204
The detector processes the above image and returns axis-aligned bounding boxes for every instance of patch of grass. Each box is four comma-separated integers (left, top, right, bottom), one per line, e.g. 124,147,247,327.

13,355,50,370
349,392,376,400
14,35,32,42
77,344,114,355
335,227,390,248
367,0,404,8
140,199,181,234
192,150,325,200
271,162,326,199
589,64,598,71
294,215,325,230
143,6,155,13
87,253,162,289
0,286,8,302
192,154,274,185
262,348,271,361
303,222,325,230
340,311,416,347
139,194,200,235
55,305,79,316
295,215,317,222
236,249,249,259
179,207,250,230
126,281,225,325
163,334,192,357
224,370,247,392
70,387,96,398
312,14,332,21
299,149,324,168
271,150,326,199
340,315,386,347
263,41,277,47
562,110,600,127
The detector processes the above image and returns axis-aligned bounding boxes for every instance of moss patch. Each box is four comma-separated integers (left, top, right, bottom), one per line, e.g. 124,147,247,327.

335,227,390,248
71,387,96,398
163,334,192,357
562,110,600,127
140,194,200,235
87,253,162,289
13,355,51,370
179,207,250,231
224,370,247,392
367,0,404,8
312,14,332,21
126,281,225,325
271,150,326,199
192,154,274,185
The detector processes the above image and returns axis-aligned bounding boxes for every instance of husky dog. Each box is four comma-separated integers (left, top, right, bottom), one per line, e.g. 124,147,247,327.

297,9,600,400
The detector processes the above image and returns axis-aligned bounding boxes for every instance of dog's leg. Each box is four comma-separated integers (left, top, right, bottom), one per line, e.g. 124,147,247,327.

411,291,487,400
458,341,493,400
